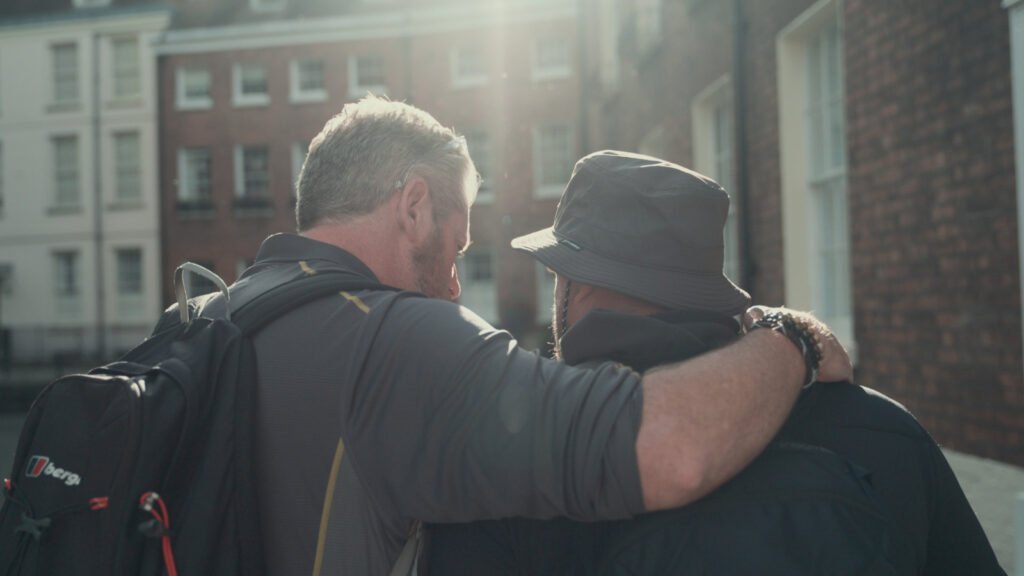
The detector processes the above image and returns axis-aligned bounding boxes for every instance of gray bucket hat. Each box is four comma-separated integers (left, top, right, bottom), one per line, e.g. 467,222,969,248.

511,150,751,316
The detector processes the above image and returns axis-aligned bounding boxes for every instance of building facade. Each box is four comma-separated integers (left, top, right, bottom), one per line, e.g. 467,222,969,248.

0,1,170,367
586,0,1024,466
155,0,580,348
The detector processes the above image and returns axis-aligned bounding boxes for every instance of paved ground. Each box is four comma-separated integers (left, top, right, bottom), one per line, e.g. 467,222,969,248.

0,413,1019,572
944,449,1024,574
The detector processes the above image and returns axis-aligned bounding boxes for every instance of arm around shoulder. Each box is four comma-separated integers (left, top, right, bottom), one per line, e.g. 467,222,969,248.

636,307,853,511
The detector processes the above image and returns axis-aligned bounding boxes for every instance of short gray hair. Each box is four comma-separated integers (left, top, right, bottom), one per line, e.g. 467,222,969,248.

296,96,476,231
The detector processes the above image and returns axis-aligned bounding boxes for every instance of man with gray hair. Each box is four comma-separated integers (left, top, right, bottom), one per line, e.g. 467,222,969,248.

217,97,852,574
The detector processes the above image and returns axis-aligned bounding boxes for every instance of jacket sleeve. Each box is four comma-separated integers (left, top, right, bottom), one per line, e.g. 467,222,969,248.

339,296,647,524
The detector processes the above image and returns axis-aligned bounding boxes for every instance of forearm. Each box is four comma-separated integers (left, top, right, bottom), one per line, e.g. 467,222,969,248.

636,328,805,510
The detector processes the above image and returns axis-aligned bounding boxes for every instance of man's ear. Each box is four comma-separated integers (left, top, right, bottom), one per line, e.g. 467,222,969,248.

394,176,434,241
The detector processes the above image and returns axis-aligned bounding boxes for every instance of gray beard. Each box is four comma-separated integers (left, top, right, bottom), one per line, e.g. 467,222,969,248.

411,225,446,299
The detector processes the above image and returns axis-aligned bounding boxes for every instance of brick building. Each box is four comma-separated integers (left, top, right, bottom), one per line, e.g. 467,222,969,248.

585,0,1023,465
155,0,580,348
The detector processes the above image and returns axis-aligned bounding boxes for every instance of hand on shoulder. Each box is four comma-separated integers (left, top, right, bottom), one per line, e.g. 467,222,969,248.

742,305,853,384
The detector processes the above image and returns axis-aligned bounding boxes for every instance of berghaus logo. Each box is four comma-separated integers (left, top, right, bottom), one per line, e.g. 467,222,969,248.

25,455,82,487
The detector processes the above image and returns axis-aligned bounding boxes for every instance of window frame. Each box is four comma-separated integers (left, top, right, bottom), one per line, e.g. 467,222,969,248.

457,246,499,324
450,47,489,89
348,55,388,98
112,131,142,204
692,75,741,284
177,147,213,209
233,144,271,202
53,250,81,319
175,66,213,110
52,135,80,210
776,0,855,359
291,141,308,197
535,261,555,324
289,58,327,103
532,124,573,199
463,130,493,205
232,62,270,107
110,35,140,101
51,42,80,108
531,36,571,82
115,247,144,320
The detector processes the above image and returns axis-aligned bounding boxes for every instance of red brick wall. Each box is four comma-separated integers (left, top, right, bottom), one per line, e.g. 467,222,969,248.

843,0,1022,462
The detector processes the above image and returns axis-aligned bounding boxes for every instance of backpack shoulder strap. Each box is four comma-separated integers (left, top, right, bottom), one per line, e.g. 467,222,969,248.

231,270,399,334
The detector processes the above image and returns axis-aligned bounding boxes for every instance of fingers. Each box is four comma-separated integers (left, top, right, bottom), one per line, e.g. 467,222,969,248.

741,305,769,332
743,305,854,384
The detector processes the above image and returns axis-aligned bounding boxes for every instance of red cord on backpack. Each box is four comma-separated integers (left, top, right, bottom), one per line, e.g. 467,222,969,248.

140,492,178,576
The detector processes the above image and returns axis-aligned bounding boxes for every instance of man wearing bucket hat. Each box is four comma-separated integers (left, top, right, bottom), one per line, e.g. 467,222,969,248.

430,150,1003,575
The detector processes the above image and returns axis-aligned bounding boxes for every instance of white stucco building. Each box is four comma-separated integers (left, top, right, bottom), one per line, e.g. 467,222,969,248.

0,2,170,365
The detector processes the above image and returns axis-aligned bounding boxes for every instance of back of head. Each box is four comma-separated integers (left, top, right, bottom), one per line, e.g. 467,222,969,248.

296,96,475,230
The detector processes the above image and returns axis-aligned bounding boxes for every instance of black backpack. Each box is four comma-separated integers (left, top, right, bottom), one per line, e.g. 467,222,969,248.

0,264,390,576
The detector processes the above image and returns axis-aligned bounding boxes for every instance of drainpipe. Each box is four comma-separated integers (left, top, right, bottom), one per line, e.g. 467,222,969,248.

732,0,755,294
92,31,106,360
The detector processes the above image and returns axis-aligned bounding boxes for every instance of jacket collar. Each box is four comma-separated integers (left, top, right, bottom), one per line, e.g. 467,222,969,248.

560,308,740,372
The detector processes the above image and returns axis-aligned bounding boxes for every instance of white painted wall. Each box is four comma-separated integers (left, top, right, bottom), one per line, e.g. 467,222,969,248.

0,8,170,361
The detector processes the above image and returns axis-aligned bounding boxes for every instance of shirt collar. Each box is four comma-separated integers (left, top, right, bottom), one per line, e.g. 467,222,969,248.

254,233,380,282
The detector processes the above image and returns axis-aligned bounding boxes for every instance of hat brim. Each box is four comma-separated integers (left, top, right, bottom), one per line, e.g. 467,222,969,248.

511,227,751,316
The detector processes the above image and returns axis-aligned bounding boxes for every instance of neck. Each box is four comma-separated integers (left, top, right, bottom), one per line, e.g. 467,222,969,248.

301,212,407,288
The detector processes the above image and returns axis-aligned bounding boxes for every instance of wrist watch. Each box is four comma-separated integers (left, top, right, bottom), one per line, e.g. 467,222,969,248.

750,311,824,389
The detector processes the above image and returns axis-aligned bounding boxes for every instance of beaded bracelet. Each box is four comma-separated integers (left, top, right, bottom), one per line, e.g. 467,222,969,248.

750,311,825,389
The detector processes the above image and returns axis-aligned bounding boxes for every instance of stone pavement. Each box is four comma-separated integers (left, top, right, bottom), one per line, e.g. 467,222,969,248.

0,413,1019,572
944,449,1024,574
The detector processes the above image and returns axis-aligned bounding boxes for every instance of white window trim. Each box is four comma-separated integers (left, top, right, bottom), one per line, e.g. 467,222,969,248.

51,42,80,108
348,55,388,98
114,247,144,321
530,37,571,82
234,144,271,200
692,75,740,283
233,145,247,198
289,59,327,103
53,250,82,320
457,246,499,325
776,0,856,359
175,67,213,111
0,140,5,218
52,135,81,209
463,130,493,205
450,47,488,89
232,63,270,108
109,35,141,102
177,147,210,203
532,125,573,199
535,261,555,324
112,130,142,205
291,142,308,196
1005,0,1024,369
